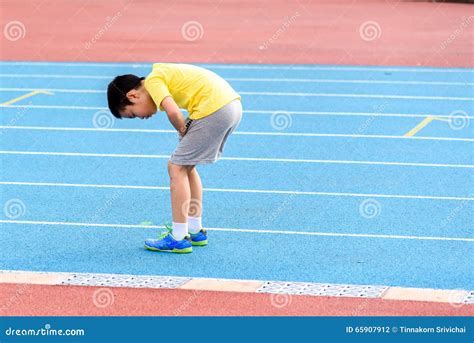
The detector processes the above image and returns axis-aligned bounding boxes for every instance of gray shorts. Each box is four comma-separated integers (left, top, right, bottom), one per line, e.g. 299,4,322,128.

170,99,242,165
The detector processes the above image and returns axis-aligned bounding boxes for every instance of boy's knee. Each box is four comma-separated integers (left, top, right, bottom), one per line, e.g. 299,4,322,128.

168,161,193,178
168,161,181,177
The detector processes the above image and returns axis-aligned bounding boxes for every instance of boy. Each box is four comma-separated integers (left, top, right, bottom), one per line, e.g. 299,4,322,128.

107,63,242,253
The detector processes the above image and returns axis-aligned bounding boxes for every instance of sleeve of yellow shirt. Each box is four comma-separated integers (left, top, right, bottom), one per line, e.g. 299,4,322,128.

145,63,240,120
144,76,171,111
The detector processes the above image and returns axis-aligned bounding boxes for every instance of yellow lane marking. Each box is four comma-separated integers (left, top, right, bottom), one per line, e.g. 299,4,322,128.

404,116,436,137
1,90,54,106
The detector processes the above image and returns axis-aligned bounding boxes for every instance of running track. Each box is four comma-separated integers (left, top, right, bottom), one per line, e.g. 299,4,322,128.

1,1,473,316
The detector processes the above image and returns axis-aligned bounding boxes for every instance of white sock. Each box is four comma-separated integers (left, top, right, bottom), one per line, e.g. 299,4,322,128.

172,222,188,241
188,216,202,234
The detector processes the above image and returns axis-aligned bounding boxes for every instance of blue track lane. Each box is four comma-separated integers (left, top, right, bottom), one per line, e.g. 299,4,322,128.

0,62,473,290
1,129,472,164
2,76,473,97
1,91,473,119
1,222,473,289
1,183,472,238
1,154,473,199
1,107,474,139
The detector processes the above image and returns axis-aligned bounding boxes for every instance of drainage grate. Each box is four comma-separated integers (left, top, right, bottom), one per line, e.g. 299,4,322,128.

61,272,190,289
462,291,474,305
256,281,388,298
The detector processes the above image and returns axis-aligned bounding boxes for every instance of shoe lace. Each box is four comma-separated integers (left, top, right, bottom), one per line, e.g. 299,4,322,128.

157,223,172,240
157,223,192,242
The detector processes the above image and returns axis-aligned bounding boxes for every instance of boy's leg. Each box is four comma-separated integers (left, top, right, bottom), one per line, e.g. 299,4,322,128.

168,161,191,240
143,161,193,253
187,167,203,234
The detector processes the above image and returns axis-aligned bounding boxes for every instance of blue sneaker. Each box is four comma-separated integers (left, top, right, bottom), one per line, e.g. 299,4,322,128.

144,225,192,253
189,229,208,246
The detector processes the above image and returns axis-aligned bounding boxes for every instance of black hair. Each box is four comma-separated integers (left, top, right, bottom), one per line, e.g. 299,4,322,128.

107,74,145,119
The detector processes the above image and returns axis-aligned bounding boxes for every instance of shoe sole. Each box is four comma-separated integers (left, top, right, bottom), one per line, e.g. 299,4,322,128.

191,240,208,246
144,244,193,253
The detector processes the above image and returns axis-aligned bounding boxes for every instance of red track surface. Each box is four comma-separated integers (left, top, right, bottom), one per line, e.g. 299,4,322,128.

1,0,472,67
1,283,473,316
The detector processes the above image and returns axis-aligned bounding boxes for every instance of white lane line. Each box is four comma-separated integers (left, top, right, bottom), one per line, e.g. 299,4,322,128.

1,61,472,73
1,125,473,142
1,219,473,242
246,110,474,119
0,74,115,80
0,87,102,93
1,87,473,101
238,91,474,101
1,74,472,86
0,125,174,134
2,105,472,120
2,150,473,169
1,181,472,201
0,104,106,110
232,78,474,86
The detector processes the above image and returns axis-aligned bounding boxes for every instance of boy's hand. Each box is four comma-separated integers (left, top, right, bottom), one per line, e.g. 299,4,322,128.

178,117,194,138
178,126,187,137
161,96,186,135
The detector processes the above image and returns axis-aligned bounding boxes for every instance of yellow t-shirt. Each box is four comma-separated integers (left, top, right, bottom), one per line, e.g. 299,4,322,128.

144,63,241,120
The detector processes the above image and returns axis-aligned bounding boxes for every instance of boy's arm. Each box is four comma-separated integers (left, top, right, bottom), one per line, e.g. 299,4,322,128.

161,96,187,136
